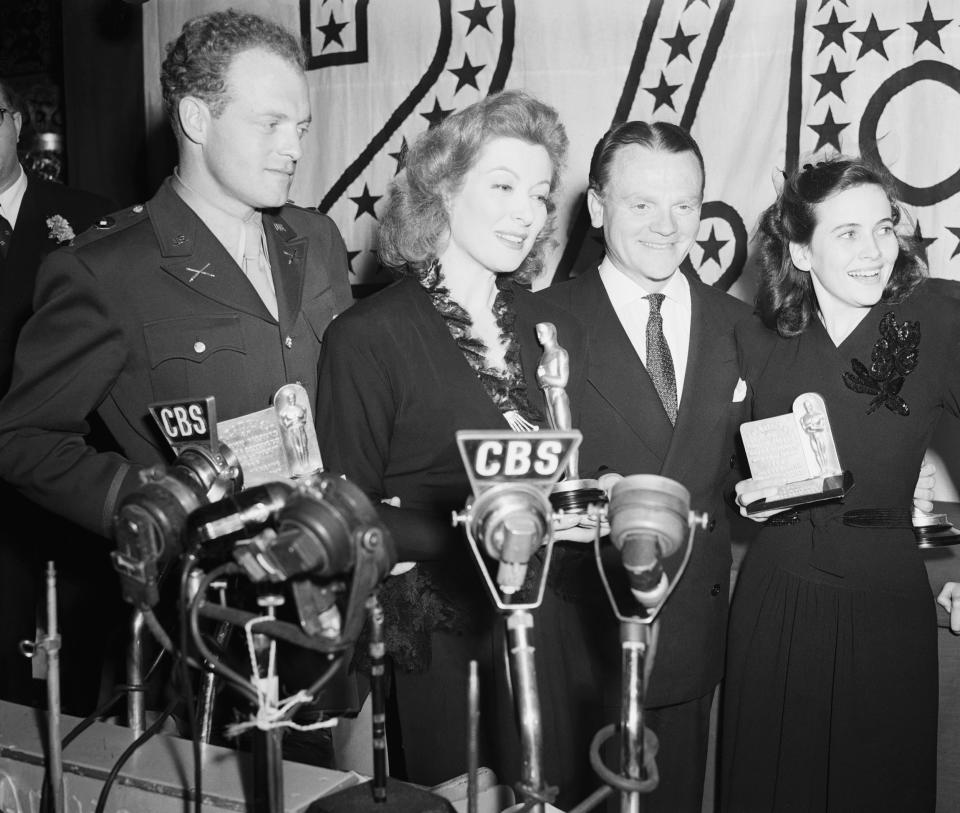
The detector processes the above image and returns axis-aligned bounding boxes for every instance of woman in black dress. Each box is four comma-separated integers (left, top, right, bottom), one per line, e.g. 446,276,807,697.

721,156,960,812
316,89,587,796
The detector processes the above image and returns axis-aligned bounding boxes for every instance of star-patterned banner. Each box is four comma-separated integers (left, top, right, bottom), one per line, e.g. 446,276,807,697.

144,0,960,302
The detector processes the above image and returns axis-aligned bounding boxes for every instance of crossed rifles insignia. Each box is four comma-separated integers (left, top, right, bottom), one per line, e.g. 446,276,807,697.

186,262,215,283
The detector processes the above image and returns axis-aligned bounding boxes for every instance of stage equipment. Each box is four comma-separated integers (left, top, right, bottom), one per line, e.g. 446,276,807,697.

586,474,707,813
453,429,587,813
111,440,242,610
18,562,64,813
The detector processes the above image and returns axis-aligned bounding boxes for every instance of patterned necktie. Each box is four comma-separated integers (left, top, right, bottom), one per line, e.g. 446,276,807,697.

0,208,12,259
645,293,678,425
242,217,278,319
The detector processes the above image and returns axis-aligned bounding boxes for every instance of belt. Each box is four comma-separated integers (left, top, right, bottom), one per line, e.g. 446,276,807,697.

765,507,913,529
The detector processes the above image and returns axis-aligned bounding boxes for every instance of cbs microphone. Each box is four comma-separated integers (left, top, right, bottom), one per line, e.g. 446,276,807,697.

468,483,551,595
609,475,691,610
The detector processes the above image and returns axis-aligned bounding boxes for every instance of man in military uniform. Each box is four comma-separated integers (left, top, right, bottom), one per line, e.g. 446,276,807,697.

0,10,353,742
0,76,118,715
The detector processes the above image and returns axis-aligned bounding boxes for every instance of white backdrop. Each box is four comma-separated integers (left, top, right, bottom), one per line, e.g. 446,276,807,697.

143,0,960,497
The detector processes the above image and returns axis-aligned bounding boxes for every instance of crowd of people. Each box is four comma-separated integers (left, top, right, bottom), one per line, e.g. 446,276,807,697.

0,7,959,813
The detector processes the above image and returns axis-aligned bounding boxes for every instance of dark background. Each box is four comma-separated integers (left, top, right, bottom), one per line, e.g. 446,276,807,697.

2,0,157,208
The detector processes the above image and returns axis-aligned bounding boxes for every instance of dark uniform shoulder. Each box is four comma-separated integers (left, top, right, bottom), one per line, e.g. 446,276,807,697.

69,202,150,249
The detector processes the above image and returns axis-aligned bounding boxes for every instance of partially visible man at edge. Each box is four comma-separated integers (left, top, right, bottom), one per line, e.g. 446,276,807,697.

0,9,353,763
0,76,116,716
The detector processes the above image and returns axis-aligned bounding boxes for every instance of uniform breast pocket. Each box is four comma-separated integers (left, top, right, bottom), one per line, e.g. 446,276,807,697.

143,314,247,402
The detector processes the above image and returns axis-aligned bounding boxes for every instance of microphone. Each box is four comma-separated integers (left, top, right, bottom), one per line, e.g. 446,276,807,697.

468,483,551,595
608,475,691,609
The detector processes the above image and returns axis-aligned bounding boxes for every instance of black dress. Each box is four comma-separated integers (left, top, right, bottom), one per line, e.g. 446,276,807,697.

721,280,960,812
316,272,586,794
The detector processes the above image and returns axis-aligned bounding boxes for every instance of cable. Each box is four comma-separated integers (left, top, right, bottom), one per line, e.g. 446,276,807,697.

93,692,179,813
38,649,167,813
188,562,259,702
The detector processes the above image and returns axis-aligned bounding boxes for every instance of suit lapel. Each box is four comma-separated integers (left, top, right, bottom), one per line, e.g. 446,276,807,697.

661,277,739,483
263,211,306,327
148,182,275,321
7,180,46,276
579,269,673,461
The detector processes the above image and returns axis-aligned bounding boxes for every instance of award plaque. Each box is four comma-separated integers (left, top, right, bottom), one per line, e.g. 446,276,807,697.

535,322,606,514
739,392,853,514
217,383,323,485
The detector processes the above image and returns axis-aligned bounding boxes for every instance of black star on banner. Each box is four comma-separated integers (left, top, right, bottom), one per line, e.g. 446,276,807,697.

851,14,897,60
908,2,950,53
662,23,698,64
808,107,849,151
913,221,936,263
459,0,494,35
819,0,848,9
813,9,854,55
697,225,727,266
421,97,455,128
947,227,960,260
346,249,362,274
349,184,381,220
316,11,349,50
811,56,854,102
449,54,485,93
388,137,408,176
644,72,682,112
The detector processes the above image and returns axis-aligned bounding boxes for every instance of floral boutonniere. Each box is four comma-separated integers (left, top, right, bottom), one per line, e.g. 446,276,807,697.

46,214,75,245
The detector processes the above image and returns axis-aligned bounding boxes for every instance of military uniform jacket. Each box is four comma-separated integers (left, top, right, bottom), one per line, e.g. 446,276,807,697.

0,179,353,537
538,266,753,707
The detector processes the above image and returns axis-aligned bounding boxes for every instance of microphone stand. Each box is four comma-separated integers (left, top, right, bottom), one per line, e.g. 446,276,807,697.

506,606,545,812
251,593,285,813
584,507,704,813
43,561,65,813
454,489,558,813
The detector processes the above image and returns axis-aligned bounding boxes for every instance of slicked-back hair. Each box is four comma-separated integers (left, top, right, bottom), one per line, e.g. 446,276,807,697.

754,155,927,337
588,120,705,196
377,89,569,286
160,8,305,133
0,78,23,115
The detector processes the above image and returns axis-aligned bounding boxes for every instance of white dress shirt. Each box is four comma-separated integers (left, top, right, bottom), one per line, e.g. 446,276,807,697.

0,164,28,228
598,257,692,405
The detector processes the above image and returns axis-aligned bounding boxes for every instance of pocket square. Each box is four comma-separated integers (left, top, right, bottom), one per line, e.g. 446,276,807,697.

732,377,748,402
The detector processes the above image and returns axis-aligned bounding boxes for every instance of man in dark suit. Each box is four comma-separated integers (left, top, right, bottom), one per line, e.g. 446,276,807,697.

539,121,752,812
0,10,353,741
0,77,119,715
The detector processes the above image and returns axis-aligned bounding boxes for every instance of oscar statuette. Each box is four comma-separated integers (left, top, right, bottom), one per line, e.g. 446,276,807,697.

535,322,605,515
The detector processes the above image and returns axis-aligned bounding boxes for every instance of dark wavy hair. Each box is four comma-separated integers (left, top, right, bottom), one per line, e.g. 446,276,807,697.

755,155,927,337
588,120,705,196
377,89,569,286
160,8,304,134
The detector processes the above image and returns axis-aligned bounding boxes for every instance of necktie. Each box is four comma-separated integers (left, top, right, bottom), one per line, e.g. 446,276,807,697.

242,217,279,319
645,293,678,425
0,208,12,259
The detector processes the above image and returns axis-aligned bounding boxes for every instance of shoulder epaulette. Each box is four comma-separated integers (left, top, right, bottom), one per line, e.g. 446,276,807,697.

71,203,149,248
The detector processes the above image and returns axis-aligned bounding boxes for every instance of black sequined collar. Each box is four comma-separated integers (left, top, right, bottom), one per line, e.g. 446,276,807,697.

420,260,543,426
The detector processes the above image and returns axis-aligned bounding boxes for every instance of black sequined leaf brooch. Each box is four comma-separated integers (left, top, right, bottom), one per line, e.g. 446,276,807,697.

842,311,919,416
